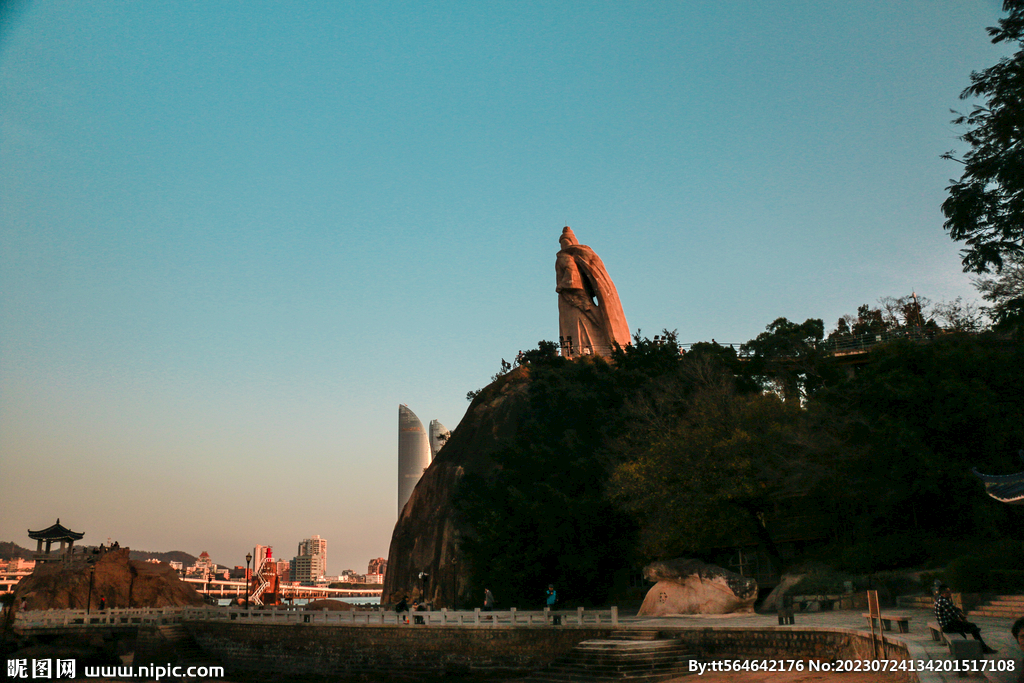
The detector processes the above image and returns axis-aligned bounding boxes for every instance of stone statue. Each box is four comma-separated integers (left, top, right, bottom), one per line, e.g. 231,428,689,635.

555,227,630,357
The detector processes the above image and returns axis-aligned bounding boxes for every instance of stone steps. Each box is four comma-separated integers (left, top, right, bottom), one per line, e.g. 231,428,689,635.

967,595,1024,618
520,636,694,682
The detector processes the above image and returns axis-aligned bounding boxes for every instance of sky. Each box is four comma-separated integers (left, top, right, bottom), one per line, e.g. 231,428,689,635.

0,1,1012,574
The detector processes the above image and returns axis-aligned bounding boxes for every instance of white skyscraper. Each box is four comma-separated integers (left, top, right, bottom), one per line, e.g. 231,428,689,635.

398,405,432,516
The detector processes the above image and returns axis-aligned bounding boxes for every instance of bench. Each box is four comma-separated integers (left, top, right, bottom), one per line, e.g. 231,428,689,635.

928,621,983,676
863,613,910,633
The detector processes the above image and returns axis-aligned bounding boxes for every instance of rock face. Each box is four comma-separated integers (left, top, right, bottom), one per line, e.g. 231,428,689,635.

13,548,205,610
638,558,757,616
382,368,530,607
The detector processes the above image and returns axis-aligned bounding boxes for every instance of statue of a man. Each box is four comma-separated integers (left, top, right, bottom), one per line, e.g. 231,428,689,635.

555,226,630,357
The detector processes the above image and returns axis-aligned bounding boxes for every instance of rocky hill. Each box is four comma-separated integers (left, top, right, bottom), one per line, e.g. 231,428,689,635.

382,367,530,607
13,548,205,610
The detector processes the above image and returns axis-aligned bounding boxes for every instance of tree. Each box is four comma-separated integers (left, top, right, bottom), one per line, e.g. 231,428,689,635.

740,317,836,401
942,1,1024,273
608,365,846,573
974,251,1024,331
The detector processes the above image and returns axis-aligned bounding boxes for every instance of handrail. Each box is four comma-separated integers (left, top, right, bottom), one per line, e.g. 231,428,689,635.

15,605,618,628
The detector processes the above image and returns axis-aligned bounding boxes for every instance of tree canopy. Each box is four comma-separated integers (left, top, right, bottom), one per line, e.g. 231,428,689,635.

942,0,1024,273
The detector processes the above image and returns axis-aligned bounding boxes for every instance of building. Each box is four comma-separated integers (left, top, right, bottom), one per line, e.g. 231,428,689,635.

368,557,387,575
398,405,432,515
292,535,327,584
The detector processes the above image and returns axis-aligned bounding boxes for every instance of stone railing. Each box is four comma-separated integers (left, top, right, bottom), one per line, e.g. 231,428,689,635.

183,605,619,627
14,607,187,629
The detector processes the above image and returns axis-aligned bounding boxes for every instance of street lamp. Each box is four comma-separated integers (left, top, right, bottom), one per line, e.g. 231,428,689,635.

245,552,253,610
418,571,429,603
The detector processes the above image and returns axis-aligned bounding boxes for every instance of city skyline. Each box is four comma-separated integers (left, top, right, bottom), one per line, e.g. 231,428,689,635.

0,1,1012,571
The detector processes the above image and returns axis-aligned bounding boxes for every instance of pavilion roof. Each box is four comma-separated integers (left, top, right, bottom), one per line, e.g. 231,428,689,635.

972,468,1024,505
27,519,85,541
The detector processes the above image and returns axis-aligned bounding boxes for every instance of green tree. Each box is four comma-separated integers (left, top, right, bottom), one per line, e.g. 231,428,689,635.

741,317,836,401
942,0,1024,273
608,364,845,572
815,335,1024,543
974,251,1024,331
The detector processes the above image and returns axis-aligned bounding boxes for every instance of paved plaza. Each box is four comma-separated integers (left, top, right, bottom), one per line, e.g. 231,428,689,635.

615,608,1024,683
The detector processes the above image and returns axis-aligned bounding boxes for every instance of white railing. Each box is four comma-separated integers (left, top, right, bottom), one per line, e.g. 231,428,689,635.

13,605,619,629
14,607,186,629
182,605,618,627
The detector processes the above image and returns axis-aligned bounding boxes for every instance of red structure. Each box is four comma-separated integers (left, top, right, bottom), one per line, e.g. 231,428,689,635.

249,546,280,606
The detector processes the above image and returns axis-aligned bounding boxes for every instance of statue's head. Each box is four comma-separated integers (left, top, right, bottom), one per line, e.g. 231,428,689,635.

559,226,578,249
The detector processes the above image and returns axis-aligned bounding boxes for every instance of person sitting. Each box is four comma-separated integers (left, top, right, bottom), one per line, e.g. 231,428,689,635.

934,584,997,654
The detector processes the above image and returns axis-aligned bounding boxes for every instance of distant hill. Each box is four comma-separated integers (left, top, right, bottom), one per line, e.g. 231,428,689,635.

0,542,34,560
128,550,199,566
0,542,201,568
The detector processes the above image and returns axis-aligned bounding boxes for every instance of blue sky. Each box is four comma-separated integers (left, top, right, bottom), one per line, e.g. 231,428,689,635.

0,1,1010,573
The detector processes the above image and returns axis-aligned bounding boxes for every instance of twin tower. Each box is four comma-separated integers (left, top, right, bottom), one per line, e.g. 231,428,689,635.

397,405,449,516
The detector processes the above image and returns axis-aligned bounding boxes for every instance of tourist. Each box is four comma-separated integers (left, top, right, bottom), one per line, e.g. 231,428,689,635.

546,584,557,608
1013,616,1024,651
934,584,997,653
483,588,495,612
395,595,409,623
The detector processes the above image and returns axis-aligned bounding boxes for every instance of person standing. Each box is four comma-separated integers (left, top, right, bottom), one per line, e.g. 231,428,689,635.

546,585,557,608
483,588,495,612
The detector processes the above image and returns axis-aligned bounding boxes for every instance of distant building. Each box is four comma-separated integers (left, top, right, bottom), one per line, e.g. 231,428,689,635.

368,557,387,575
399,405,432,515
293,535,327,584
187,551,216,578
5,558,35,572
169,560,184,573
365,573,384,584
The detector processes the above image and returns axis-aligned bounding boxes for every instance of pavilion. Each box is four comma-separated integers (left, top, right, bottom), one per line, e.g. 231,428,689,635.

972,451,1024,504
28,518,84,563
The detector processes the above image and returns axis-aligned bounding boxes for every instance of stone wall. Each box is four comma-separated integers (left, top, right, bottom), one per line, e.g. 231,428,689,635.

670,626,908,660
188,622,612,681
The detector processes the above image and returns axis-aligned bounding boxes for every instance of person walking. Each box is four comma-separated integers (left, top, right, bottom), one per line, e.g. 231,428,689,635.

483,588,495,612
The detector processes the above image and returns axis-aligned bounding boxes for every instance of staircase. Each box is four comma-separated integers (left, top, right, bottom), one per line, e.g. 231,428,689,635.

521,630,695,682
967,595,1024,619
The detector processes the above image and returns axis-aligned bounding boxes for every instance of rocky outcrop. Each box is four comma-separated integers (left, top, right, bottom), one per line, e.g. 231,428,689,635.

13,548,205,610
638,558,757,616
382,368,530,607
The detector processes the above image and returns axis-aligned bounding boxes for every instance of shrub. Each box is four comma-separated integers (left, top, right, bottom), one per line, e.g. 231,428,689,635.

944,555,989,593
837,534,929,574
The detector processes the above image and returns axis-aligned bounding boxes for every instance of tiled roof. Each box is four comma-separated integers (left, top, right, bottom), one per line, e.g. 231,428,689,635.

27,518,85,541
972,467,1024,505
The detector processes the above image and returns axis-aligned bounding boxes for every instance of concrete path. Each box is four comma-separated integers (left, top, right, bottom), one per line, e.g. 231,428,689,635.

612,608,1023,683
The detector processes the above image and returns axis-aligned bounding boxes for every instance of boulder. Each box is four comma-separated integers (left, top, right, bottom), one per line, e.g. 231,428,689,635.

638,558,757,616
13,548,205,610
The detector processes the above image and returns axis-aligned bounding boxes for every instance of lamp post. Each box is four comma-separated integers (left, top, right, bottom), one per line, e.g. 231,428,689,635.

418,571,429,603
86,563,96,615
451,556,457,611
245,552,252,610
